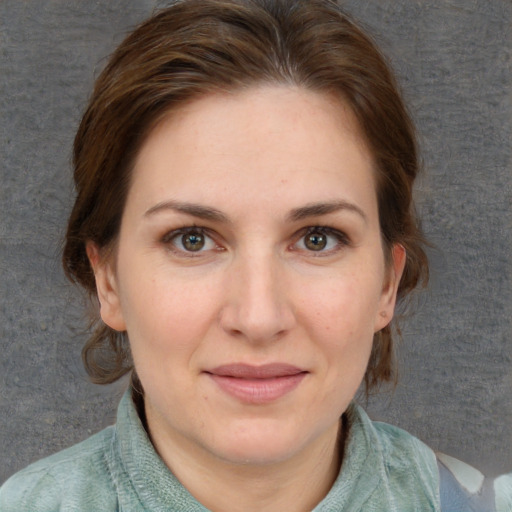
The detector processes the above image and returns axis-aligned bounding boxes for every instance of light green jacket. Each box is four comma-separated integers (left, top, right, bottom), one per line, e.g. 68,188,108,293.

0,390,509,511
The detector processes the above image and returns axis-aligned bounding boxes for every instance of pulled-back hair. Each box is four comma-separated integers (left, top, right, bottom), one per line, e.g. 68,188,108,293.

63,0,428,391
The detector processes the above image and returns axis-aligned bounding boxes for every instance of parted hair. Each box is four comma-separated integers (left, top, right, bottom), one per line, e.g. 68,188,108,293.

63,0,428,391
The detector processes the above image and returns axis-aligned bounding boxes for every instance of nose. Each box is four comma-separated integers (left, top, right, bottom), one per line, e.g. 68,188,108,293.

219,249,296,344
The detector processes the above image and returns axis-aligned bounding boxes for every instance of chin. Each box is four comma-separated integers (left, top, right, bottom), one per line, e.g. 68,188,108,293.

206,418,319,466
215,441,299,466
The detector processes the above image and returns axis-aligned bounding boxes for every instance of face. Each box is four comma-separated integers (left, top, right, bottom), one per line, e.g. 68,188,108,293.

90,86,404,469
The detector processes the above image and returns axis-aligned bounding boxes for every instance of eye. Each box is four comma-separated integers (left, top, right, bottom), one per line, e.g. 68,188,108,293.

294,226,349,253
304,232,328,251
181,232,206,251
163,227,218,254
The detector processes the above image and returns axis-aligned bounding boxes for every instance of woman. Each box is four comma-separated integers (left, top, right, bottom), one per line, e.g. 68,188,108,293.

1,0,510,510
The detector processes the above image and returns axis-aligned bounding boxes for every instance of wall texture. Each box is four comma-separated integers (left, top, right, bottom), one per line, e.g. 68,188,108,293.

1,0,510,485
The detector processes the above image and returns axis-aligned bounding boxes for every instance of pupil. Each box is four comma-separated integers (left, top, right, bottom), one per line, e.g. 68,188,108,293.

306,232,326,251
183,233,204,251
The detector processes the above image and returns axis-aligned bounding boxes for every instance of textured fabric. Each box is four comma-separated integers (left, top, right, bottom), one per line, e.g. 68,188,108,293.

1,389,443,511
314,410,440,511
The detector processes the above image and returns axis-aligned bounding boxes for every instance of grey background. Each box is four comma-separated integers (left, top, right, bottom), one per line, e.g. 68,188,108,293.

1,0,510,485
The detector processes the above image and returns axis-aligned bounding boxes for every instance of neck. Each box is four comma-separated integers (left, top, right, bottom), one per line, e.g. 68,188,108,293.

145,407,345,512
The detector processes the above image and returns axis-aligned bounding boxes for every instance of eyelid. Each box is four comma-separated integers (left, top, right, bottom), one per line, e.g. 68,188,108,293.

159,224,350,257
161,226,222,255
303,225,350,243
161,225,204,243
292,225,351,254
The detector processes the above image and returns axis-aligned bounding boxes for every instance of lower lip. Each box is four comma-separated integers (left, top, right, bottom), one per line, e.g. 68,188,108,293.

208,373,307,404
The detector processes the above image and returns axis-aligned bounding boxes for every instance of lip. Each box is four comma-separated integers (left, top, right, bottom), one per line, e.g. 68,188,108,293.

205,363,308,404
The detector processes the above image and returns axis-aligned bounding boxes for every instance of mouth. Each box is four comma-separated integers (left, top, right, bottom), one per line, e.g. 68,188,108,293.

205,363,308,404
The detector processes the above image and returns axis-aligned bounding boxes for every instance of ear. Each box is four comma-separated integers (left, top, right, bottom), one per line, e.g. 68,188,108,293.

86,241,127,332
374,243,406,332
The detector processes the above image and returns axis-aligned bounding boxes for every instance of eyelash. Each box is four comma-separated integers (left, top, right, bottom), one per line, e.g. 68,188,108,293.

292,226,351,255
161,226,220,257
160,225,350,257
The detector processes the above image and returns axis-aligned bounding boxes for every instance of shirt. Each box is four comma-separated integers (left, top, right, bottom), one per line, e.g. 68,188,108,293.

1,389,509,511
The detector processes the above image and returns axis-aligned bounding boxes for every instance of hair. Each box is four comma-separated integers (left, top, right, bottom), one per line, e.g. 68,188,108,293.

63,0,428,392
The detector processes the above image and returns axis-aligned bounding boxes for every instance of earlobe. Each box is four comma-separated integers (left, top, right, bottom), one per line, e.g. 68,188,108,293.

374,244,406,332
86,242,126,332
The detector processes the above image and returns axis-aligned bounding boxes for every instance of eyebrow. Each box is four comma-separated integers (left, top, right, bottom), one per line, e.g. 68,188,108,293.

287,200,367,223
144,199,367,224
144,200,230,223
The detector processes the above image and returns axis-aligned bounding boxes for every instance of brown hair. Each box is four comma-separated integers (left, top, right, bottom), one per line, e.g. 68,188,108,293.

63,0,428,391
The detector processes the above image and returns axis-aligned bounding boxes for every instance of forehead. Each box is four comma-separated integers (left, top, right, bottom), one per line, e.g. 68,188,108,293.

128,86,377,219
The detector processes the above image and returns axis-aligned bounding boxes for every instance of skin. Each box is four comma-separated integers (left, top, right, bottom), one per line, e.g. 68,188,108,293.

88,86,405,512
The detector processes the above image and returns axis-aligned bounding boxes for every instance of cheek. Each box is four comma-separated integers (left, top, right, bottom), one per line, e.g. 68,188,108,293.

300,273,381,341
298,277,378,412
117,264,224,354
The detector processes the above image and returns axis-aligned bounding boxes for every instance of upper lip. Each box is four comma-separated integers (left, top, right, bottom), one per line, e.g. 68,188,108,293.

206,363,307,379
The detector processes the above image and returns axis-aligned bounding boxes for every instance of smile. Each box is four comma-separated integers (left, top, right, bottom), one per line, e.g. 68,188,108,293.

205,363,308,405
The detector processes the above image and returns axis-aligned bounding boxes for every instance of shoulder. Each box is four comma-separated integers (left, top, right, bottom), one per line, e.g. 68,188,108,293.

368,414,508,512
345,405,440,509
370,417,440,478
0,426,119,512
